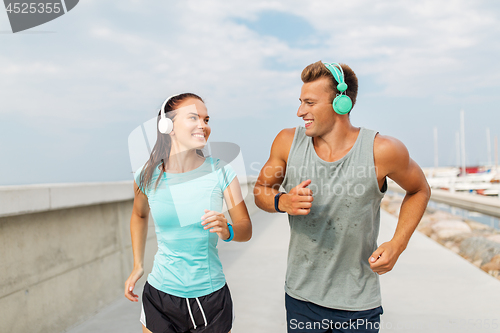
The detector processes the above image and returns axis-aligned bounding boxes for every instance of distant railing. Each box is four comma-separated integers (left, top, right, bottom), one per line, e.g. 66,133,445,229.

388,181,500,218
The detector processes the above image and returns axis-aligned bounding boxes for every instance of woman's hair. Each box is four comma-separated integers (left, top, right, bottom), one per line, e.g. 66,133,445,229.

135,93,204,195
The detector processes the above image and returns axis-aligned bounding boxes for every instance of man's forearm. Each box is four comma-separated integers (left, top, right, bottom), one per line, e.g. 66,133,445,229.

390,186,431,251
254,184,281,213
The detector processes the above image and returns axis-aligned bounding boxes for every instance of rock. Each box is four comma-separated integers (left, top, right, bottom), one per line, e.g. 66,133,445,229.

480,255,500,272
487,234,500,244
417,224,434,237
431,220,472,240
460,237,500,265
428,211,455,222
386,202,401,215
432,220,472,232
465,220,493,231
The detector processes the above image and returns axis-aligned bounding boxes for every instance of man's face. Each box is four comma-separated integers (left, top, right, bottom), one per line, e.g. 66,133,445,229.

297,77,335,137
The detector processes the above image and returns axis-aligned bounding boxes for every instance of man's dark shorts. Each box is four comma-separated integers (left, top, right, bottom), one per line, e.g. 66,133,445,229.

285,293,383,333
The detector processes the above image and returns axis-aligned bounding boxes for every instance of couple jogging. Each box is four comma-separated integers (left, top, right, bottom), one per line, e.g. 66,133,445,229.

125,61,431,333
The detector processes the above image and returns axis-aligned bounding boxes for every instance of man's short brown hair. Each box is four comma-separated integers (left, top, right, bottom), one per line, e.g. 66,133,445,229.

301,61,358,109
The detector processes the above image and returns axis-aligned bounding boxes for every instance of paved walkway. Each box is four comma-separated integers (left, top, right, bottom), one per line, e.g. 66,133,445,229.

67,210,500,333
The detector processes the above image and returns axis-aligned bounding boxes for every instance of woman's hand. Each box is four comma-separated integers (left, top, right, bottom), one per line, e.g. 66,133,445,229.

201,209,230,240
124,267,144,302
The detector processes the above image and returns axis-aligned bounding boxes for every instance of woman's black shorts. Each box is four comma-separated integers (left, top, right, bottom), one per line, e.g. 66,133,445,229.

141,281,234,333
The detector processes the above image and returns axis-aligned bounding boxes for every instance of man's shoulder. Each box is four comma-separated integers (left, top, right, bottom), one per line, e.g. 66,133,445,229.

273,127,297,149
270,127,298,165
276,127,297,140
373,133,407,154
373,133,410,172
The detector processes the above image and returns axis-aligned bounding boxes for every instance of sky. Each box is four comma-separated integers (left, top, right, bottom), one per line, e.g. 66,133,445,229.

1,0,500,186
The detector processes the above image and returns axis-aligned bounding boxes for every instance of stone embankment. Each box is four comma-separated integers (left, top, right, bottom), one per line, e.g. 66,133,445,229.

381,194,500,280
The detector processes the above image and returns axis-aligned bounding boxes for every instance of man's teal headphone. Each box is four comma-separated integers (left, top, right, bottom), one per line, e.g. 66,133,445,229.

323,62,353,115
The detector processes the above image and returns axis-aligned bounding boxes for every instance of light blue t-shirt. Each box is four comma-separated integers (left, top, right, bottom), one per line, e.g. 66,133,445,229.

134,157,237,298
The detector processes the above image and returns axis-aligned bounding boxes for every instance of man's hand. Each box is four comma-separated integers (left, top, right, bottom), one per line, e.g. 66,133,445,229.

280,179,314,215
369,241,404,275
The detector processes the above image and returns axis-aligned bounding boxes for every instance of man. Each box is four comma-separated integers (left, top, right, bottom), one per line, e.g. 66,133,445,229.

253,61,431,332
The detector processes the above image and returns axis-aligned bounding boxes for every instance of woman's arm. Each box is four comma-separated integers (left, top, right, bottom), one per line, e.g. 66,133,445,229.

224,177,252,242
124,181,150,302
201,177,252,242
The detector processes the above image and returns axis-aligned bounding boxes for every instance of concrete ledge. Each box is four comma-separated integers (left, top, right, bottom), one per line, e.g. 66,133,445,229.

0,181,134,218
0,178,258,333
388,182,500,218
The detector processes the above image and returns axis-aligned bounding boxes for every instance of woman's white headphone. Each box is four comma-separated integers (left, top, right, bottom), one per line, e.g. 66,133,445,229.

158,94,181,134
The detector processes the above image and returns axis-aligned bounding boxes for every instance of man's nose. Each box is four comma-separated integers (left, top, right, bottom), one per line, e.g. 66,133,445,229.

297,103,306,117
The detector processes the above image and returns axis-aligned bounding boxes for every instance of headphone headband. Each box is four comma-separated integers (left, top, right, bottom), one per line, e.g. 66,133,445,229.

158,93,183,134
160,93,183,119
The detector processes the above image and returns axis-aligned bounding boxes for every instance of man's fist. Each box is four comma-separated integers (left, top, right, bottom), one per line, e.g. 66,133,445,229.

279,179,314,215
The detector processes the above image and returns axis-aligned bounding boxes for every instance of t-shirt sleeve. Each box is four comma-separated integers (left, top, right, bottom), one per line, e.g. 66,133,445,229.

216,160,237,192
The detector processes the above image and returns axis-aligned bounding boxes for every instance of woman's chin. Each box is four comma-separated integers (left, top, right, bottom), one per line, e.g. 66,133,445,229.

192,140,207,150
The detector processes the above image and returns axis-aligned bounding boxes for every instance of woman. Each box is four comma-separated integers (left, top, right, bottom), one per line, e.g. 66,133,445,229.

125,93,252,333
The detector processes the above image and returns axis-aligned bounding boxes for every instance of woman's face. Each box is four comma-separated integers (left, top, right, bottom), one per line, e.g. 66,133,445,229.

170,98,211,150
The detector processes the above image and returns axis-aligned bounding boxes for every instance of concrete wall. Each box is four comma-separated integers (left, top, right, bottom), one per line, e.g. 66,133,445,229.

0,182,157,333
0,178,258,333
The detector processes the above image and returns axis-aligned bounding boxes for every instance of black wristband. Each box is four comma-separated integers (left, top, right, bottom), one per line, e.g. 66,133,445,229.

274,192,286,213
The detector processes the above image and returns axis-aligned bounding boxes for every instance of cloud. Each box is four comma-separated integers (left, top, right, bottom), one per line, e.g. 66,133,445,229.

1,0,500,185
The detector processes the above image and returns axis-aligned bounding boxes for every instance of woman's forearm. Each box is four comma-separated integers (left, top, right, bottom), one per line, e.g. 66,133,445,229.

232,217,252,242
130,213,149,269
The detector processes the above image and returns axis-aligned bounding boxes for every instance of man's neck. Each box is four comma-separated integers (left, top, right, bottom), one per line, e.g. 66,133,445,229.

312,119,360,162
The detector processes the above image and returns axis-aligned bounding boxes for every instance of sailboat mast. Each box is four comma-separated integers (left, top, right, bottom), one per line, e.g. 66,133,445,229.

486,128,492,167
460,110,466,176
434,127,438,169
495,135,498,172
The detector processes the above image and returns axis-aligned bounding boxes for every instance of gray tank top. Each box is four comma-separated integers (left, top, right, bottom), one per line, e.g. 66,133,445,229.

282,126,387,311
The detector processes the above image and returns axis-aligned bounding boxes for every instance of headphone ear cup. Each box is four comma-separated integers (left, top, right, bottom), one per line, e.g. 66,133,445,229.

333,95,353,115
158,118,173,134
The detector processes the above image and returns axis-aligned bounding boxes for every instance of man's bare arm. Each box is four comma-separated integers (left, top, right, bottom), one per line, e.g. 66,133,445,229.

254,128,314,215
369,135,431,274
254,128,294,212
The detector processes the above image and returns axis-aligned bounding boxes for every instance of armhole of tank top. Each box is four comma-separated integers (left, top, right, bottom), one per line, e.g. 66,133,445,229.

371,131,387,196
282,127,300,189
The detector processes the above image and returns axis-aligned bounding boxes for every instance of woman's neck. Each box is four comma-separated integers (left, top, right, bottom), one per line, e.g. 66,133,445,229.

165,147,204,173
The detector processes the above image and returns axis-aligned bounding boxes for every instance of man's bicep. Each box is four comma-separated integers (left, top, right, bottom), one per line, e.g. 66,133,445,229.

387,150,428,195
255,129,294,189
256,155,287,189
